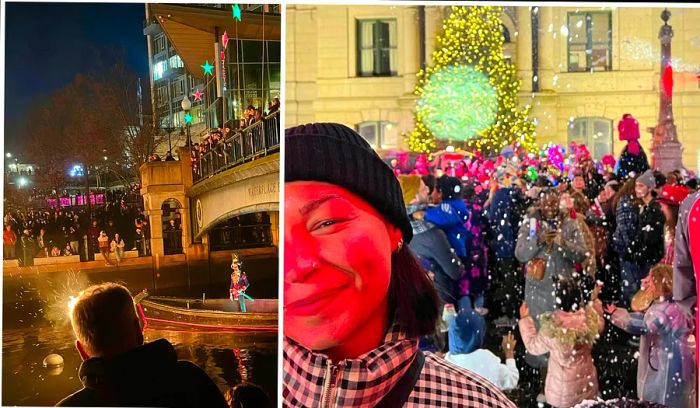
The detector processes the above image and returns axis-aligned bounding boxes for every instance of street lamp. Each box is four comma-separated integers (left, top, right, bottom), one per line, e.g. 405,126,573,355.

6,152,12,158
181,96,192,147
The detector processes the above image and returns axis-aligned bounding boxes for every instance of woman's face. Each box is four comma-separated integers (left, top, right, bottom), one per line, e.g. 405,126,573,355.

540,194,560,220
284,181,397,351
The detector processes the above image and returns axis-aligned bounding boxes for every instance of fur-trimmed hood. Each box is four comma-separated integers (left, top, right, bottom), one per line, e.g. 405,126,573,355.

540,304,601,347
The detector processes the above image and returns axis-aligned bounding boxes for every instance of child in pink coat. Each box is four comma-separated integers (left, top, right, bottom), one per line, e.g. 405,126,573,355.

519,276,605,408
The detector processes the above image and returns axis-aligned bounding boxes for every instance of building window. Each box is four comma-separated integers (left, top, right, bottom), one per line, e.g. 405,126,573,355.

567,11,612,72
356,19,398,77
157,86,168,106
357,121,396,149
169,55,184,69
502,24,511,43
154,60,168,81
154,35,166,53
568,117,612,160
172,77,185,96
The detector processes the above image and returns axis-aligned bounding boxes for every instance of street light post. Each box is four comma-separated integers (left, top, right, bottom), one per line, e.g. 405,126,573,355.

181,96,192,147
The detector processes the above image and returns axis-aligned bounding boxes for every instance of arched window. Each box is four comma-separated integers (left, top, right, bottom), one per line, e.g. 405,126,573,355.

567,117,613,160
502,24,511,43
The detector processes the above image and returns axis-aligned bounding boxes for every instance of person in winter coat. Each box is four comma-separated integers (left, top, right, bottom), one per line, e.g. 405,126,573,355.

98,231,113,266
567,191,597,278
626,170,666,299
516,189,588,325
606,264,696,408
283,123,516,407
518,276,605,408
399,175,463,308
3,224,17,259
445,296,519,390
612,178,642,307
617,114,650,180
110,233,126,266
424,175,471,265
460,181,490,313
486,168,527,319
87,220,100,256
657,184,690,266
58,283,228,407
20,229,35,266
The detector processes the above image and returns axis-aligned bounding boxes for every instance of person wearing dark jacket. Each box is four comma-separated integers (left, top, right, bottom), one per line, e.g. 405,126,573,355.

57,283,227,407
424,176,471,264
615,170,665,305
630,170,666,272
399,175,464,307
485,171,526,320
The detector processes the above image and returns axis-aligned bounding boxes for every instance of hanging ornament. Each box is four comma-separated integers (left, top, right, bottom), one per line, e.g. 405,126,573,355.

193,89,204,102
201,60,214,75
232,4,242,21
222,31,229,49
184,112,193,124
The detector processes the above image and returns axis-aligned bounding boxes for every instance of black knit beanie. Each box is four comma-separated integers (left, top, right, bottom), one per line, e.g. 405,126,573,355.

285,123,413,243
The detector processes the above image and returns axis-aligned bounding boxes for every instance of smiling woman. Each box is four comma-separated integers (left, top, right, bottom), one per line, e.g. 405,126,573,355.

283,123,517,407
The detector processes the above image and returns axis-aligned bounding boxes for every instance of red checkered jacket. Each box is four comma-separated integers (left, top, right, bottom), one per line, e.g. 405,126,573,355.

283,326,517,407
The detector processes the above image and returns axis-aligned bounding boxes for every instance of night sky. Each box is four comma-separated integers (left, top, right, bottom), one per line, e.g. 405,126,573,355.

4,2,150,155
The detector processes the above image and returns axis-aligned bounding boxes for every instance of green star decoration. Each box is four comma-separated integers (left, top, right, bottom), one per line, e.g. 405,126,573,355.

201,60,214,75
184,112,193,124
232,4,242,21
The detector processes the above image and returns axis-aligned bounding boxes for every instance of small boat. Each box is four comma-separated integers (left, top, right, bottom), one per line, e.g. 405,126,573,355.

135,291,278,333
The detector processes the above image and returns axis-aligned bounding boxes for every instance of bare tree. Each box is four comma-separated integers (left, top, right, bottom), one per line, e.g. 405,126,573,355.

24,59,164,189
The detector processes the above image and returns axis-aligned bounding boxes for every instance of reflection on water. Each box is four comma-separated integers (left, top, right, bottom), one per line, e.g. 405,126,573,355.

3,322,277,406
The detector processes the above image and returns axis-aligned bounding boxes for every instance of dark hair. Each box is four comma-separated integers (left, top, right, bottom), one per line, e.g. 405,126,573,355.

535,175,551,188
553,274,595,312
229,383,273,408
421,175,436,196
437,175,462,201
653,171,667,189
612,177,637,212
686,178,698,190
387,248,440,338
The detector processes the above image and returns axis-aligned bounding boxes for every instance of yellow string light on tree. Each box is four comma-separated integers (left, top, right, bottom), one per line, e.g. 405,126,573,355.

407,6,536,156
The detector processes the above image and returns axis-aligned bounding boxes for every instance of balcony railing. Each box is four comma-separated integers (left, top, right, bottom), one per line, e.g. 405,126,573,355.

193,110,280,183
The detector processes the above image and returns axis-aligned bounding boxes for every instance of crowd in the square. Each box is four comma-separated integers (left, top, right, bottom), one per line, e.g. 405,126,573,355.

391,114,697,407
3,194,151,266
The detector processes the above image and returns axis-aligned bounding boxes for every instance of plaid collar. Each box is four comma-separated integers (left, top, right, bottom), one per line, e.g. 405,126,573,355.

283,324,418,407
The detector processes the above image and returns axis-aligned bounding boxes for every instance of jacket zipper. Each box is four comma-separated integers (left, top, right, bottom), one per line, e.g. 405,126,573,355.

321,362,340,408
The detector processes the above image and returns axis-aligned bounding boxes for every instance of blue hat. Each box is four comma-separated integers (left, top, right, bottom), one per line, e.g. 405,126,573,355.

448,297,486,354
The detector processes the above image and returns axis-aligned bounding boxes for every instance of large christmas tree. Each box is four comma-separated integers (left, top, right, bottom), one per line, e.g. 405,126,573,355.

407,6,536,156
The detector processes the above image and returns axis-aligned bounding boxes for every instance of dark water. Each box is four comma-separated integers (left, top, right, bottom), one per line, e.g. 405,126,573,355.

2,263,278,407
2,322,278,407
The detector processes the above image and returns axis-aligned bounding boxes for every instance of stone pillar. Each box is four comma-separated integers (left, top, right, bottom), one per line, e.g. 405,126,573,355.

148,209,164,257
650,9,684,173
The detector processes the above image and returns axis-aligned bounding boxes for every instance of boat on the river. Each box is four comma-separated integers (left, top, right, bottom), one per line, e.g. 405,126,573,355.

134,291,278,333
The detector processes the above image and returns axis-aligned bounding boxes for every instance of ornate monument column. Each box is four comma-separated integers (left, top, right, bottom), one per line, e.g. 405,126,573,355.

650,9,684,173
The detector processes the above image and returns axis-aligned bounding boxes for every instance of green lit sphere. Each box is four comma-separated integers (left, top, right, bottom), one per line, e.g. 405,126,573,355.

417,65,497,142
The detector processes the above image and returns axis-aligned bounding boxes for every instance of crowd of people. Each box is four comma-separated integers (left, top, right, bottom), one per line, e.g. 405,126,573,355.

283,121,697,408
394,115,698,407
190,99,280,175
3,200,151,266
